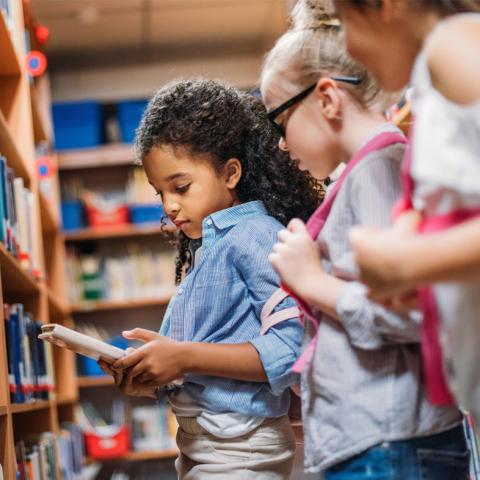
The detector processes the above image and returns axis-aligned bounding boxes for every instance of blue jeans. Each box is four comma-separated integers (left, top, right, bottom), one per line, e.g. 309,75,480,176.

324,425,469,480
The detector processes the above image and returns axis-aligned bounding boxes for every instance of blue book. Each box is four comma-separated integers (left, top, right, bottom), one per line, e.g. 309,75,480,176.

9,305,25,403
26,314,40,400
4,304,17,402
0,156,8,245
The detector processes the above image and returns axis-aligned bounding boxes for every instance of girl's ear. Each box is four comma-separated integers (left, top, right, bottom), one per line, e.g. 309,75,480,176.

224,158,242,190
313,78,342,120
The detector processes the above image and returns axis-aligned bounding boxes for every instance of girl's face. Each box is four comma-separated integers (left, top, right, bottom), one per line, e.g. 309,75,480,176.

334,1,425,91
263,78,344,181
143,145,240,239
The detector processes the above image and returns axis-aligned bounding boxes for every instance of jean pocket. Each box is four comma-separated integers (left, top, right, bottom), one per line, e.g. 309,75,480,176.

417,448,470,480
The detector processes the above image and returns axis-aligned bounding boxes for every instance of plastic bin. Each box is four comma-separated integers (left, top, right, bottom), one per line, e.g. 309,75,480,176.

52,101,102,150
61,200,85,231
129,204,164,225
86,204,129,228
117,99,148,143
84,425,130,459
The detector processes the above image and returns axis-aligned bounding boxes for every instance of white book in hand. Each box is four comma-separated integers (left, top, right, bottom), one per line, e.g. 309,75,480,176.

38,324,126,363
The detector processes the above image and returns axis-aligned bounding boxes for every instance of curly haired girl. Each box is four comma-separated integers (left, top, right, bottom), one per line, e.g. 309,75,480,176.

101,78,322,480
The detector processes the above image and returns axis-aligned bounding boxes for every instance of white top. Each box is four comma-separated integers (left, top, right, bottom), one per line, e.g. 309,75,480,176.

410,13,480,417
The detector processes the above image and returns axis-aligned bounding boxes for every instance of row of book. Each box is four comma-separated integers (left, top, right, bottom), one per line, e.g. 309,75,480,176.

15,423,85,480
464,411,480,480
4,303,55,404
65,246,176,304
0,156,42,278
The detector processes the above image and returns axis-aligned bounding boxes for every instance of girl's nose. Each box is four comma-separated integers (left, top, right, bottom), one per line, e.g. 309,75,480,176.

278,136,289,152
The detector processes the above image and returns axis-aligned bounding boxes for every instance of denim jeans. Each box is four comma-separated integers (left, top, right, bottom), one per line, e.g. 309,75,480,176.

324,425,469,480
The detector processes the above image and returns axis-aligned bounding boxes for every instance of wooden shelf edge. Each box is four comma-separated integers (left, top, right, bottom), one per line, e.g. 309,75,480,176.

0,405,8,415
71,294,173,314
56,395,78,405
58,144,136,171
0,12,22,76
0,110,33,186
77,376,114,388
47,287,70,317
30,86,50,144
39,191,60,233
0,242,41,296
10,399,53,414
64,224,176,242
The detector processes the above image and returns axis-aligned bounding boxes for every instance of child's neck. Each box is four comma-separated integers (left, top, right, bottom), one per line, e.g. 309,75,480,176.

339,108,389,163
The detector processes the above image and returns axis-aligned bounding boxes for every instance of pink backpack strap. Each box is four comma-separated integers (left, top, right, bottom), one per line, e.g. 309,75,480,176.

260,288,299,335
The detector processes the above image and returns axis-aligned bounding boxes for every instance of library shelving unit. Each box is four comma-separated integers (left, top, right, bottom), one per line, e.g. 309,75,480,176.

58,141,178,466
0,2,77,478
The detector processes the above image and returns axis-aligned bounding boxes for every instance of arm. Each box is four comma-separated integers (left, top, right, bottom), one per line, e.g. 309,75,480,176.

427,16,480,105
111,329,267,385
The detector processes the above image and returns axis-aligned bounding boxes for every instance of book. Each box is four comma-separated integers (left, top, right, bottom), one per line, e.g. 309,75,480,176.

39,323,126,363
13,178,30,269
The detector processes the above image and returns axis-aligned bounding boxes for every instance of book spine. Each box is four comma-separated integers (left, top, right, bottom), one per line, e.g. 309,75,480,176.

13,178,30,269
6,167,18,257
0,156,7,245
10,305,25,403
4,303,17,401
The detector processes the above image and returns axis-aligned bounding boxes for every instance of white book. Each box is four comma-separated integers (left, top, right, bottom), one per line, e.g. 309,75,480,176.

39,324,126,363
13,178,30,269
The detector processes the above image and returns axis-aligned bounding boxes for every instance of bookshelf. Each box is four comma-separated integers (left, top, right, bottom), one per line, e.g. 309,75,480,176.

0,2,78,478
64,223,175,242
71,295,173,314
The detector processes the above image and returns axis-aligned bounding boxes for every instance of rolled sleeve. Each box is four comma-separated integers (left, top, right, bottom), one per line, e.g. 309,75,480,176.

336,280,422,350
250,319,301,396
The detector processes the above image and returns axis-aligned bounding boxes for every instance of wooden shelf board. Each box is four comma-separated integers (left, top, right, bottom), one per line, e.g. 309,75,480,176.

71,294,173,314
0,110,33,186
56,395,78,405
10,400,52,414
77,376,114,388
30,87,50,144
0,405,8,415
39,191,60,233
47,287,69,318
0,243,40,297
0,13,21,76
88,449,178,463
58,144,136,171
64,223,176,242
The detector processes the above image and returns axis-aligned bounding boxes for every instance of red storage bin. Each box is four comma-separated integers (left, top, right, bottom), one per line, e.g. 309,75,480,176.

85,204,129,228
84,425,130,459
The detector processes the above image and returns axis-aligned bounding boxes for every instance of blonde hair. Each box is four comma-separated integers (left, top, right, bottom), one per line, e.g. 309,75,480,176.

262,0,390,112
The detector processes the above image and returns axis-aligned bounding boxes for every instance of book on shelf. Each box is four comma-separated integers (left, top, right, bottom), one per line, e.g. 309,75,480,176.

0,155,42,277
4,303,55,403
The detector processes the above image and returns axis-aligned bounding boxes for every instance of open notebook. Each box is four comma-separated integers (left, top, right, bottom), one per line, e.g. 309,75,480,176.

39,324,126,363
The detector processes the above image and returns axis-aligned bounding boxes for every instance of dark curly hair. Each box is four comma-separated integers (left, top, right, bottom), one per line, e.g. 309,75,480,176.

135,78,323,284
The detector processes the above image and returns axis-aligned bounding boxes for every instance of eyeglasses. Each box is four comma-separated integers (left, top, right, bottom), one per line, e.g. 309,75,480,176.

267,76,362,138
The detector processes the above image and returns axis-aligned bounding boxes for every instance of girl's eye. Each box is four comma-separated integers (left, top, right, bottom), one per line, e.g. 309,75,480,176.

176,184,190,193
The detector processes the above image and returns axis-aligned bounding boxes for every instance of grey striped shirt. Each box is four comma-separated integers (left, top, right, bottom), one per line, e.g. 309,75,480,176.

302,125,462,473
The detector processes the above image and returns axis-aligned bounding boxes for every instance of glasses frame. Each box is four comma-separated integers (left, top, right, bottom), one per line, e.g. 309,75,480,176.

267,76,362,138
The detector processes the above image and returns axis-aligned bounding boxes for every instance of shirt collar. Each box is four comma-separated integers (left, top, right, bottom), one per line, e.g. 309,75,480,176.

203,200,267,235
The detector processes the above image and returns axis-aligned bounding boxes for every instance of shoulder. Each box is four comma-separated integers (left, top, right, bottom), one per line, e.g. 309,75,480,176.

426,15,480,105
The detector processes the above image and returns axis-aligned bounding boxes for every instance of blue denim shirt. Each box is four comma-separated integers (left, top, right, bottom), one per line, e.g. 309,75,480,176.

160,201,301,417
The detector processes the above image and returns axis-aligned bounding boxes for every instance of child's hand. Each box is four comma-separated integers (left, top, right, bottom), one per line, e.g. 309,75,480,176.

112,328,185,386
98,358,157,398
269,218,324,298
350,210,421,301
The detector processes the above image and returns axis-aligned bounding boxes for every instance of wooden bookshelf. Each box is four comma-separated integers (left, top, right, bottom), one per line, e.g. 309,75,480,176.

0,3,78,478
64,223,176,242
71,294,173,314
77,376,114,388
58,143,136,171
0,12,21,77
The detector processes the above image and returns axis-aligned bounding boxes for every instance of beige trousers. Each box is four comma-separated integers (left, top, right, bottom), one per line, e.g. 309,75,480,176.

174,415,296,480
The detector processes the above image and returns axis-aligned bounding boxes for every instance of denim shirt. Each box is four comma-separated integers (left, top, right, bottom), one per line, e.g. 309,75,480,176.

160,201,301,417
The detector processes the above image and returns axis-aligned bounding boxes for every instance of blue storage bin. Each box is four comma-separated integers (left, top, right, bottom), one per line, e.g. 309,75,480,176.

61,200,85,231
52,101,102,150
129,204,164,225
117,99,148,143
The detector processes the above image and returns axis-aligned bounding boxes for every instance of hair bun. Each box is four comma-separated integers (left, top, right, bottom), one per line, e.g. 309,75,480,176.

291,0,340,30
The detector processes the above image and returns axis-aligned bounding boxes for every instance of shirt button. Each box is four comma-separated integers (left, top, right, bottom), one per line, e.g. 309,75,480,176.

206,219,212,226
177,288,183,295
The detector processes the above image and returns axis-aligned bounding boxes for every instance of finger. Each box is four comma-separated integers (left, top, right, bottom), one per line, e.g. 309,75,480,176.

128,360,150,379
393,210,421,233
287,218,307,234
122,328,158,343
277,229,292,243
137,372,155,384
271,242,288,254
98,360,114,376
113,347,146,370
349,226,379,247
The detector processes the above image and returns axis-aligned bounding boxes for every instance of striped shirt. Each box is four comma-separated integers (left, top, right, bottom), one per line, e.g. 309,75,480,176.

302,125,462,472
160,200,302,417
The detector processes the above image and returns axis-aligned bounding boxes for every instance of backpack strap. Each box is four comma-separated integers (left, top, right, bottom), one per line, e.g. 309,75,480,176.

260,288,299,335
